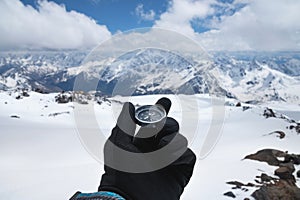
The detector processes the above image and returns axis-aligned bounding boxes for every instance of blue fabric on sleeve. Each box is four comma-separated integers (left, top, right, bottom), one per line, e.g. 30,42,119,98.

70,191,126,200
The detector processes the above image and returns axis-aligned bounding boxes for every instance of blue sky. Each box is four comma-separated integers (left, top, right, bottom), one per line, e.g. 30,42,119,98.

20,0,170,33
0,0,300,51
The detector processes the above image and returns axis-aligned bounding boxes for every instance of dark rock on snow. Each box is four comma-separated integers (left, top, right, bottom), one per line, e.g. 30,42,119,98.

266,130,286,139
226,181,246,188
48,111,70,117
10,115,20,119
55,92,73,104
242,106,251,111
289,123,300,134
244,149,286,166
229,149,300,200
257,173,276,184
226,181,257,189
15,89,30,100
252,179,300,200
263,108,276,118
284,153,300,165
34,88,48,94
223,191,236,198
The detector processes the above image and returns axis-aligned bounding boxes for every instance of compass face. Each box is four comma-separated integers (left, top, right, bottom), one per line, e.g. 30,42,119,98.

135,105,166,124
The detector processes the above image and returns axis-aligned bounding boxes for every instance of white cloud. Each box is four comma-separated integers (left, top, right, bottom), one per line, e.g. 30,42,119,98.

135,4,156,21
154,0,300,51
199,0,300,51
0,0,111,50
154,0,215,37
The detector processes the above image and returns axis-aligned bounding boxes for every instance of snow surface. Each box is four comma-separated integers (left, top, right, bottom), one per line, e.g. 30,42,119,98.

0,91,299,200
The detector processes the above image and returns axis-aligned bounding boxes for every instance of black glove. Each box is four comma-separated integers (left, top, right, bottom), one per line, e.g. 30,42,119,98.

98,98,196,200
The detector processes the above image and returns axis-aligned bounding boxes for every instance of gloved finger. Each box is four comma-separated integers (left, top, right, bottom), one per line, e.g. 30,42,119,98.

156,117,179,141
107,102,138,152
133,117,179,152
148,133,189,169
158,132,187,152
155,97,171,115
116,102,136,137
132,124,158,152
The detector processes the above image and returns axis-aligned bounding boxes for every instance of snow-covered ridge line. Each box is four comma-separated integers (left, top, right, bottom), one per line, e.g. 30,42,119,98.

0,50,300,104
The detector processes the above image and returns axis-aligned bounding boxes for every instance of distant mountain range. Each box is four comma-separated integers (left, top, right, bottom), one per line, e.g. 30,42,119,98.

0,50,299,104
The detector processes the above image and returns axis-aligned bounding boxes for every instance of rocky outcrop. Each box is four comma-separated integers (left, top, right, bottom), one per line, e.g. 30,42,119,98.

249,149,300,200
244,149,300,167
252,179,300,200
14,89,30,100
263,108,276,118
55,92,73,103
244,149,286,166
262,108,299,137
289,123,300,134
226,149,300,200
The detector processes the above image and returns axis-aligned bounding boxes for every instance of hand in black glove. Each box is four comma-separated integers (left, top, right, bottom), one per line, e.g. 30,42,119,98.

99,97,196,200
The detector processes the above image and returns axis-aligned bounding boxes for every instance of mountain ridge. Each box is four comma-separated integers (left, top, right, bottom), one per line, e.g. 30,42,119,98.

0,50,299,104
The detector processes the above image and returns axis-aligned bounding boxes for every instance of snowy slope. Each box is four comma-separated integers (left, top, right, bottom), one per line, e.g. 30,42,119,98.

0,91,299,199
215,59,300,103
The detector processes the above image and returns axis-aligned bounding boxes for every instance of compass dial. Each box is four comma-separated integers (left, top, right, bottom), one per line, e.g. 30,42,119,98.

135,105,166,124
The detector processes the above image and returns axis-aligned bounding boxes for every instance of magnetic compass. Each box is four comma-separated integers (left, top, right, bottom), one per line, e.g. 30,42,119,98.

135,105,166,125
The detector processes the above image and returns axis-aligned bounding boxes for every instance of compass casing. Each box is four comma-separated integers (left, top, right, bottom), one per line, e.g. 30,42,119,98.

135,105,166,125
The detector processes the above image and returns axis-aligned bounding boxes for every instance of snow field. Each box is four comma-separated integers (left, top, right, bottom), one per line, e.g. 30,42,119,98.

0,91,299,199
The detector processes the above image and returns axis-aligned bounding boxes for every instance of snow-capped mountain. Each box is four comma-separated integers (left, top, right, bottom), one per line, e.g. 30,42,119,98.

212,52,300,103
0,50,299,104
77,48,215,95
0,51,87,91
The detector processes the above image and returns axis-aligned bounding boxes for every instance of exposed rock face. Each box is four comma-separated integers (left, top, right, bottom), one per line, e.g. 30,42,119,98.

228,149,300,200
296,124,300,134
55,92,73,103
290,124,300,134
245,149,300,166
263,108,276,118
14,89,30,100
257,173,276,184
236,102,242,107
274,164,295,181
249,149,300,200
252,180,300,200
244,149,286,166
54,91,90,104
